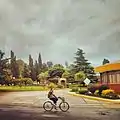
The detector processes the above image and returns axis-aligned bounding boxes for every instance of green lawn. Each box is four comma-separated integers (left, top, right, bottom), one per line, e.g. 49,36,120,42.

0,86,49,92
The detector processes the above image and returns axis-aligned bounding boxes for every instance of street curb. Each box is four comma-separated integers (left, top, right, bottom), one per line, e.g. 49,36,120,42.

68,92,120,104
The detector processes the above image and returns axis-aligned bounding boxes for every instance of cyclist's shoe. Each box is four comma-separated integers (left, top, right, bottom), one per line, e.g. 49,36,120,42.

53,104,57,110
55,106,57,110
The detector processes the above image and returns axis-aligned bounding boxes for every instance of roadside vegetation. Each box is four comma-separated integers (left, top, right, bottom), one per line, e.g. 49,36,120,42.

0,48,97,92
70,84,120,100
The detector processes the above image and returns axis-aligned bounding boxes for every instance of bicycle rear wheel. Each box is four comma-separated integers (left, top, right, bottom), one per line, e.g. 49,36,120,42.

43,101,53,111
59,102,70,112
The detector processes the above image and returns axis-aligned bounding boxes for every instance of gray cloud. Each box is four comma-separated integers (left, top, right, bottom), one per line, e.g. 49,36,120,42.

0,0,120,66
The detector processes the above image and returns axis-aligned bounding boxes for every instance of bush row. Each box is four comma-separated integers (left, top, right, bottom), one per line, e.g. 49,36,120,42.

70,84,120,99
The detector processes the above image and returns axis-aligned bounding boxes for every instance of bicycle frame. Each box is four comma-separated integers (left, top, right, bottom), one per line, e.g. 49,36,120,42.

58,96,65,102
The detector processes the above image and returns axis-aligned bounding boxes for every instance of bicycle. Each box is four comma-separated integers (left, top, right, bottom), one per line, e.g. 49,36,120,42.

43,96,70,112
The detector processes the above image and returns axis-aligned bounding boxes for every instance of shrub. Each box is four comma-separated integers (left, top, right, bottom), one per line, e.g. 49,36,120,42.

102,89,114,95
57,84,64,89
88,84,100,94
101,89,119,99
78,89,88,94
98,85,109,95
69,84,79,89
70,87,79,92
48,82,56,89
22,78,33,85
94,90,99,96
74,71,86,83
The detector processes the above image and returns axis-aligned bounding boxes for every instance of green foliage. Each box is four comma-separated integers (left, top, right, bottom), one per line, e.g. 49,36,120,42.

29,55,36,81
16,59,25,77
57,84,64,89
74,48,90,72
102,58,110,65
62,70,70,79
70,87,79,92
87,84,100,94
38,53,42,70
11,51,20,78
75,71,85,83
34,60,39,78
20,78,33,86
38,71,49,84
41,63,48,72
72,48,96,80
38,72,49,79
48,64,65,78
98,84,109,95
78,89,88,94
11,78,33,86
22,64,30,78
0,50,10,84
48,82,57,89
94,90,99,96
0,86,48,92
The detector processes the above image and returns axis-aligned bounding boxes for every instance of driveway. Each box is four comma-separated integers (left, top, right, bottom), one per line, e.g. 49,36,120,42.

0,89,120,120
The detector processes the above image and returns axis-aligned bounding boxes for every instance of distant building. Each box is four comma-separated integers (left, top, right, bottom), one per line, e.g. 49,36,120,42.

95,60,120,93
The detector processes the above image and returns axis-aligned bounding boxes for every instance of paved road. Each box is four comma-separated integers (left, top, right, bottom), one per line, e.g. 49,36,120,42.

0,89,120,120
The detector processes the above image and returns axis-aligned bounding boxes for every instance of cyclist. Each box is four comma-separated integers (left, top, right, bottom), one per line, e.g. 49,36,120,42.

48,88,58,106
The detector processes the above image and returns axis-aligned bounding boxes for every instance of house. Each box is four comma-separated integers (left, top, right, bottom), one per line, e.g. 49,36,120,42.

95,60,120,93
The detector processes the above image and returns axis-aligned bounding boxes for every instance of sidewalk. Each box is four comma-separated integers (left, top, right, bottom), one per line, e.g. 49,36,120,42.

68,92,120,105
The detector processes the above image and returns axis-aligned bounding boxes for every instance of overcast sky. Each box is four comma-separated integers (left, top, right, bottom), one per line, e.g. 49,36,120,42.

0,0,120,66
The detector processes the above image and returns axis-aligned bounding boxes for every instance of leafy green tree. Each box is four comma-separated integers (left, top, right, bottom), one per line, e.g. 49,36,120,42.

74,48,90,72
48,64,65,78
62,70,70,80
38,71,49,84
0,50,11,85
62,70,75,83
41,63,48,72
102,58,110,65
74,71,86,83
53,64,64,69
73,48,95,80
20,78,33,86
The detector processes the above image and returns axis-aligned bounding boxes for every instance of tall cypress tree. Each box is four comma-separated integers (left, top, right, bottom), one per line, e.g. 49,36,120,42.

38,53,42,71
29,55,36,81
22,63,30,78
29,55,33,69
11,51,20,78
34,60,39,79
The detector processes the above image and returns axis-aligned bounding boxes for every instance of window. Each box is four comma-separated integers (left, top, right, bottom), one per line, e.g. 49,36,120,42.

116,73,120,83
102,73,108,83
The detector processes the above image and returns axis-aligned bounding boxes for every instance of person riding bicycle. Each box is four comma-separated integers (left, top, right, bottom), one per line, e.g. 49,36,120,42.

48,88,58,105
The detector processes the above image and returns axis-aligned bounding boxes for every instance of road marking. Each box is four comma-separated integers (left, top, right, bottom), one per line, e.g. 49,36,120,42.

42,114,61,118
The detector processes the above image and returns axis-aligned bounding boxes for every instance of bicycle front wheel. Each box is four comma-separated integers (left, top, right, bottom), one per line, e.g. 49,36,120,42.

43,101,53,111
59,102,70,112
